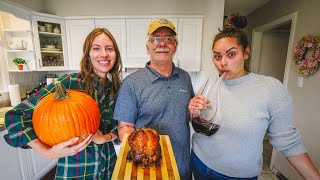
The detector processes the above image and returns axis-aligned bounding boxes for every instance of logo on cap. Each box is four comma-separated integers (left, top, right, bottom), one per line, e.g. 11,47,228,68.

148,18,176,35
158,19,169,25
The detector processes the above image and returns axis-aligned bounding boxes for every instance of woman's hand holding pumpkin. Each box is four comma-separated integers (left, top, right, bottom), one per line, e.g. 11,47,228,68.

46,134,94,159
28,134,94,159
188,95,211,116
93,130,113,144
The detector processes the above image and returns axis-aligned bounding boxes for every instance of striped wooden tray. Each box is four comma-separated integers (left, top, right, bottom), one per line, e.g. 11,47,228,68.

112,134,180,180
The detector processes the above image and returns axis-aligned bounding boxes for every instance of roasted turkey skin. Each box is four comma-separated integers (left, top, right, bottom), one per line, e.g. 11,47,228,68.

127,128,161,167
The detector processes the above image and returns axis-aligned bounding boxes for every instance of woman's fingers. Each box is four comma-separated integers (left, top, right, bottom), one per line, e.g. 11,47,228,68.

47,135,93,158
70,134,93,155
190,96,210,109
55,137,79,149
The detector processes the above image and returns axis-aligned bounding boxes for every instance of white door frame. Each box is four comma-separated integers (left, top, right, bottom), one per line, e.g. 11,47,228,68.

251,12,298,173
250,12,298,87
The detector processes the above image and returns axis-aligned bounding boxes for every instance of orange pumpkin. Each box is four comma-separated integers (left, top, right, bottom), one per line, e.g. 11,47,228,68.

33,83,100,147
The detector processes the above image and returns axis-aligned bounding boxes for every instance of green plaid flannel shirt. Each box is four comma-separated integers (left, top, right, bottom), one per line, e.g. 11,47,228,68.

4,73,119,180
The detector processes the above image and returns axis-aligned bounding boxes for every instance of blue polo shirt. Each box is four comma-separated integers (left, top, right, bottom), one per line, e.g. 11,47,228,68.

113,62,194,179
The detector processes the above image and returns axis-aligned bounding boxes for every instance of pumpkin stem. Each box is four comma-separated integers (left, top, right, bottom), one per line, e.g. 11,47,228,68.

54,82,70,100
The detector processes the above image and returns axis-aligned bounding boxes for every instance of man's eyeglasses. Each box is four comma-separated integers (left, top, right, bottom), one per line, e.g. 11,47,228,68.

149,36,176,45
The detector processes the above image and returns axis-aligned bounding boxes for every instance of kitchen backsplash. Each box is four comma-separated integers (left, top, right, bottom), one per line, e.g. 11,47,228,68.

3,71,67,102
0,70,207,103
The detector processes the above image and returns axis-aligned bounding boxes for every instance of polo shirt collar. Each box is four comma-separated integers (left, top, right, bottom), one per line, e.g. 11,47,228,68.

145,61,179,82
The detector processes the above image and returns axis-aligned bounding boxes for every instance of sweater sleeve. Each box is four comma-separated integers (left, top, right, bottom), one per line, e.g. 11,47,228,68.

4,83,56,148
267,81,306,157
3,74,77,148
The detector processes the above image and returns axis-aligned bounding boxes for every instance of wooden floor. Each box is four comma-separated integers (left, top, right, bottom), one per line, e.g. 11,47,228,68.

258,140,278,180
41,166,56,180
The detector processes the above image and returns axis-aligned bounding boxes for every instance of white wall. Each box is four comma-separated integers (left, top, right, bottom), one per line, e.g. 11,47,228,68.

44,0,204,16
7,0,45,12
248,0,320,178
201,0,224,78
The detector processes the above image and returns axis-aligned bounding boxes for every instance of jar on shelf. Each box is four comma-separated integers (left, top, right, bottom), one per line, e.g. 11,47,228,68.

45,23,53,32
39,25,46,32
53,26,60,34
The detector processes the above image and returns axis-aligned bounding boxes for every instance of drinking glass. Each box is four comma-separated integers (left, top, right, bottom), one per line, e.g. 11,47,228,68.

192,73,225,136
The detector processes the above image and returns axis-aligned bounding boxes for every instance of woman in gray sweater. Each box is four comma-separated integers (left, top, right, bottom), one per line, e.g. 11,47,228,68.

188,13,320,180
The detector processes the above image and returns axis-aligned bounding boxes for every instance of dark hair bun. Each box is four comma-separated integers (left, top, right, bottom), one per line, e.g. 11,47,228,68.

227,13,247,29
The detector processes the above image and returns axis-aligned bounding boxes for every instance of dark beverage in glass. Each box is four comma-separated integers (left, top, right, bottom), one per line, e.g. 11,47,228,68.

192,117,220,136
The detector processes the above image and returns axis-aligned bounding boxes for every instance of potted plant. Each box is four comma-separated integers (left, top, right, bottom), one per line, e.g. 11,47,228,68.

12,57,27,70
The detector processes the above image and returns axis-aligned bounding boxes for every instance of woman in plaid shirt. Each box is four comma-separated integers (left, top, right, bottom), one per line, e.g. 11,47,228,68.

4,28,122,180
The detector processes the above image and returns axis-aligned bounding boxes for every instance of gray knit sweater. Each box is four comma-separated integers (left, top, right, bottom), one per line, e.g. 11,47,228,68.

192,73,306,178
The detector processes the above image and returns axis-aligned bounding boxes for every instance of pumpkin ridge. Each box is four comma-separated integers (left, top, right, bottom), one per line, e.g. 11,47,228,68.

40,96,55,146
32,87,100,147
69,92,92,142
44,99,54,145
51,101,62,146
65,100,79,142
71,92,98,140
34,94,55,145
68,97,84,143
77,97,89,142
60,101,72,144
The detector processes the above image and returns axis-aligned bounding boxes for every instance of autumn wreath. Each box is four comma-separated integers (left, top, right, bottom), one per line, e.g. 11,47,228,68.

293,34,320,76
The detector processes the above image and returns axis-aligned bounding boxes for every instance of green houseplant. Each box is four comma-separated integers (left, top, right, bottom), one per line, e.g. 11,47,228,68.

12,57,27,70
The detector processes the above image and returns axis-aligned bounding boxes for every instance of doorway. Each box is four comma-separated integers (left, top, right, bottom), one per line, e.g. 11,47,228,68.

250,12,298,178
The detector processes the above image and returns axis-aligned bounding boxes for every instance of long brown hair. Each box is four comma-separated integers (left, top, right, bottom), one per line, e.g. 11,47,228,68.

80,28,122,100
213,13,250,71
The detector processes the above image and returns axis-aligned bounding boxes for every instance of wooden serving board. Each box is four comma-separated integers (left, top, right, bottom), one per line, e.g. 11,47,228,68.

112,134,180,180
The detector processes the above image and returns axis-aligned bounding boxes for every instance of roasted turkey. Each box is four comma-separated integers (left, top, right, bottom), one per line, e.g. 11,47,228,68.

127,128,161,167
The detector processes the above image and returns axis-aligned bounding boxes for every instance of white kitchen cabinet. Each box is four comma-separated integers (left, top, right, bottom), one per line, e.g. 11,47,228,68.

32,15,69,71
177,18,203,71
65,18,126,70
125,17,203,70
65,16,203,71
24,148,57,179
125,18,151,68
65,19,95,70
95,18,126,69
0,129,27,180
0,129,56,180
4,29,36,72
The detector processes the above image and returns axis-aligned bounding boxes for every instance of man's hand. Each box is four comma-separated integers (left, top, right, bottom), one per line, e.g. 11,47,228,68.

93,130,116,144
118,121,135,142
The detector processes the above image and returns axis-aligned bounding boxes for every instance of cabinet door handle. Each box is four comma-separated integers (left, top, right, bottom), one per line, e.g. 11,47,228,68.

39,59,42,67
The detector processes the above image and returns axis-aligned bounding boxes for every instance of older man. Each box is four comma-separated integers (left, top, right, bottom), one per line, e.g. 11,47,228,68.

113,19,193,179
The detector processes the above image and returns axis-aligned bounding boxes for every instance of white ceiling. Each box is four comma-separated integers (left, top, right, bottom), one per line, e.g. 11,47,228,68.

224,0,270,16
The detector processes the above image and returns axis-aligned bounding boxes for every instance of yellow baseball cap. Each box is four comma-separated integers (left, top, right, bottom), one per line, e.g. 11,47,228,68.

148,19,176,35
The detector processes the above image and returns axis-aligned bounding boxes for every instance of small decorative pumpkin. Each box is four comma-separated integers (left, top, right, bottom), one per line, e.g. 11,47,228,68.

33,82,100,147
